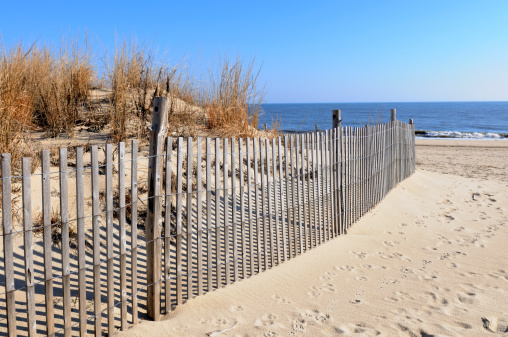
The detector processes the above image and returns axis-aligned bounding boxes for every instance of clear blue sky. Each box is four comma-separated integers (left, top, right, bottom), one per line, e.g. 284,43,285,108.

1,0,507,103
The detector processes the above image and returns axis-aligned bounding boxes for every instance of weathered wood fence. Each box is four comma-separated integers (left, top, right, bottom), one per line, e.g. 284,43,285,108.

0,100,415,336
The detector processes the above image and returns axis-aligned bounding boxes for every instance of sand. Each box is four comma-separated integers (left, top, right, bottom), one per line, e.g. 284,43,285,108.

117,139,508,337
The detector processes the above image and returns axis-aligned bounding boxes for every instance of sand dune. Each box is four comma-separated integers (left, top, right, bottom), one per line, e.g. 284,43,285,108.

119,140,508,336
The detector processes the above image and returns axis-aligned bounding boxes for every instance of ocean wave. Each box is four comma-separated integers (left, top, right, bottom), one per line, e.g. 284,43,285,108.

415,130,508,139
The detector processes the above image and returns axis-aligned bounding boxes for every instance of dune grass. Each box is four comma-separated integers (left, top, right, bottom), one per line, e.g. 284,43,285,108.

201,56,267,138
0,35,272,170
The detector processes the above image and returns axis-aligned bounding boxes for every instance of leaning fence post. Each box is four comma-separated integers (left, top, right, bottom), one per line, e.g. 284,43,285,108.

146,97,169,320
332,109,341,129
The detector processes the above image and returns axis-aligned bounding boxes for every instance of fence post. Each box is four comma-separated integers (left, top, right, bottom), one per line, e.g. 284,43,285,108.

146,97,169,320
332,109,341,129
391,109,396,122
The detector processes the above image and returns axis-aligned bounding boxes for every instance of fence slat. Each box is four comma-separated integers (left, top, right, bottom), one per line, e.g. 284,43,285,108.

187,137,194,298
215,138,222,287
197,137,204,295
176,137,184,304
319,133,326,244
260,138,268,270
118,142,128,330
2,154,16,337
301,134,308,250
105,143,115,335
289,136,297,255
130,140,139,324
278,137,286,260
326,130,332,240
305,134,313,248
75,147,87,337
296,135,303,253
272,138,279,265
41,150,55,336
246,138,254,275
239,138,246,278
266,139,274,267
164,137,173,311
322,131,329,241
22,157,36,337
59,149,71,336
223,138,230,285
283,136,291,258
206,138,213,291
275,137,286,264
253,138,261,273
331,129,337,237
312,133,319,246
90,146,101,335
231,138,238,281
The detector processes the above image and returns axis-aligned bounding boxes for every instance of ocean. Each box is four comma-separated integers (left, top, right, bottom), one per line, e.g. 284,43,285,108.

258,102,508,139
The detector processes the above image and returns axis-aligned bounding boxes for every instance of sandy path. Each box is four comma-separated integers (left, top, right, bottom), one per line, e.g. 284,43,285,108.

118,165,508,336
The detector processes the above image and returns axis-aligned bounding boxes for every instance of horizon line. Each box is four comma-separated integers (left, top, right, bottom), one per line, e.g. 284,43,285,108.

262,100,508,104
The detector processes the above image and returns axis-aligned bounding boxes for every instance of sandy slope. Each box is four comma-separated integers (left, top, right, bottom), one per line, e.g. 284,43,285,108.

118,140,508,336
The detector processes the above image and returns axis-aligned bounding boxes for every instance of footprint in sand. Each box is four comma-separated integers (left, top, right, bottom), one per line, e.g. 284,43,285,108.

359,264,386,270
307,286,322,298
230,305,244,312
319,282,337,293
334,323,381,336
400,267,414,278
389,252,412,262
291,318,307,332
414,219,427,227
336,265,355,272
453,321,473,330
349,290,364,304
481,316,508,333
382,240,399,247
309,310,331,324
446,262,459,268
355,276,367,281
457,291,476,305
319,271,337,281
255,313,280,328
349,251,367,259
271,294,291,304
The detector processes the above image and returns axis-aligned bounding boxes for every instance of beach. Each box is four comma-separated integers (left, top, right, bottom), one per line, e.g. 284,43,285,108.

118,139,508,337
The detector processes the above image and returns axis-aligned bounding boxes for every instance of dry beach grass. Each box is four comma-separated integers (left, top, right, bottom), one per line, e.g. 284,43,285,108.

0,36,271,173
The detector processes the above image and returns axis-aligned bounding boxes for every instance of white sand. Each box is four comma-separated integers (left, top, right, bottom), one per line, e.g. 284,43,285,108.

118,140,508,336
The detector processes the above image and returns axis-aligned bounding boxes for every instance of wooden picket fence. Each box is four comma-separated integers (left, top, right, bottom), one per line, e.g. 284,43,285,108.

0,101,415,336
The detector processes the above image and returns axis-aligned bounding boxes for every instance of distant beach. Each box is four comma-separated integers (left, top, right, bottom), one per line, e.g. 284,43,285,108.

259,101,508,139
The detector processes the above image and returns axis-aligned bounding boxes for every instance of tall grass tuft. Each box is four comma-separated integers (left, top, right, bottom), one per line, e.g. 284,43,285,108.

202,56,266,138
107,39,172,142
30,36,94,135
1,35,273,171
0,42,38,170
